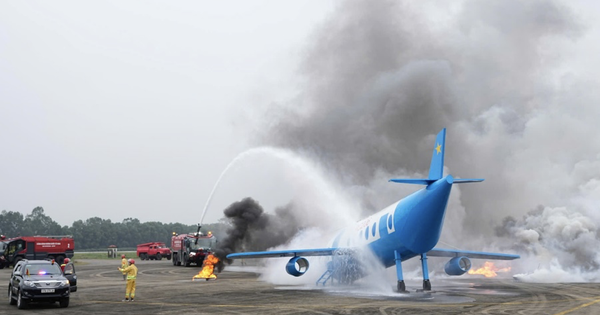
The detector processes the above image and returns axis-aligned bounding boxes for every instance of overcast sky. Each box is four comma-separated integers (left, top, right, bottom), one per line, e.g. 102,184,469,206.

2,0,600,265
0,0,335,226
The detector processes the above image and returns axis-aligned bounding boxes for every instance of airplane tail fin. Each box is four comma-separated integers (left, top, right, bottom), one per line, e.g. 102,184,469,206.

389,128,484,185
427,128,446,181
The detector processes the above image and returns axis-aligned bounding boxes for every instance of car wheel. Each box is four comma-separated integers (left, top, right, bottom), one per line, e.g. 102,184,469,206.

156,253,162,260
167,255,171,260
8,286,16,305
59,297,69,308
17,290,26,309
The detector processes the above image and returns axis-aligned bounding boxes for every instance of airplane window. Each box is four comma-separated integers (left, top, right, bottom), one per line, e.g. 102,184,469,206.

388,214,393,229
365,226,369,240
372,222,377,236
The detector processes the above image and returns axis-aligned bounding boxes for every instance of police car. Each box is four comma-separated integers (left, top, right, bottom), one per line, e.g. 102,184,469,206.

8,259,72,309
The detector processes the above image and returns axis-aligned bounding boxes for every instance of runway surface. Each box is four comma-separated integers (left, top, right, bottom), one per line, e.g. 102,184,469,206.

2,259,600,314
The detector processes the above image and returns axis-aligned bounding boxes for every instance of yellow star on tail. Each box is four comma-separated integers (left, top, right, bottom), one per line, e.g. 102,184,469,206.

435,143,441,154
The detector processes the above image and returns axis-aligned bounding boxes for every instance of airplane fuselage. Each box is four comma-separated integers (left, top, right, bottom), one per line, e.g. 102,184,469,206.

331,175,454,268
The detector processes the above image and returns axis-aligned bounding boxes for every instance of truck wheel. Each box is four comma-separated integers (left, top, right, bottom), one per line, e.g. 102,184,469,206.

156,253,162,260
166,255,171,260
55,255,65,265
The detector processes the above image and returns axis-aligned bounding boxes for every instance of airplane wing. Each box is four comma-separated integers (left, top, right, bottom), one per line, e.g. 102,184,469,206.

227,248,339,259
427,248,520,260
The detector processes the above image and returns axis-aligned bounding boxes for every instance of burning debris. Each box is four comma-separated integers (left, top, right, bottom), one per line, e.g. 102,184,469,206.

468,261,511,278
193,254,219,281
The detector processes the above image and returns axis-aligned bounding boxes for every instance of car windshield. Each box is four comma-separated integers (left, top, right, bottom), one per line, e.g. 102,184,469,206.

25,263,62,276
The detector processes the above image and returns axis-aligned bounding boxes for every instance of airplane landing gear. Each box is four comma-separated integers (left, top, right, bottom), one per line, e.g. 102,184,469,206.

422,279,431,291
397,280,407,293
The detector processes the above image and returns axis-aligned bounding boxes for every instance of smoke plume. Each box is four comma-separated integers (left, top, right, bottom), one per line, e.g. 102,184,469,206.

214,197,306,271
243,0,600,281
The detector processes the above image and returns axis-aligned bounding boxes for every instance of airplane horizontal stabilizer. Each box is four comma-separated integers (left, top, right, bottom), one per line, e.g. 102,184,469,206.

453,179,485,184
227,248,338,259
388,179,435,185
427,248,520,260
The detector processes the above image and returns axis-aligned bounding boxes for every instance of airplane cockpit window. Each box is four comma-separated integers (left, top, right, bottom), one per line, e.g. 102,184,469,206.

372,222,377,237
365,226,369,240
387,214,393,229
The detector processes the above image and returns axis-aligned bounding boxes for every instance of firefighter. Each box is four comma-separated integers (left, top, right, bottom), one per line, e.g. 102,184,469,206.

120,254,127,280
118,259,138,302
60,258,70,272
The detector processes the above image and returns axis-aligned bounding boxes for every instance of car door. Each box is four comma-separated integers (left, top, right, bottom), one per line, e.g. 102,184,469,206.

63,262,77,292
9,262,23,296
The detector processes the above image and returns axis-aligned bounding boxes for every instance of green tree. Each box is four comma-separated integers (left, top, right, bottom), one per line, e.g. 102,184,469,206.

23,207,65,235
0,210,25,237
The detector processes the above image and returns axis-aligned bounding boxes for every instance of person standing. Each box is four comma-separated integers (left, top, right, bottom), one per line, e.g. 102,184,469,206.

60,258,70,272
118,259,138,302
120,254,127,280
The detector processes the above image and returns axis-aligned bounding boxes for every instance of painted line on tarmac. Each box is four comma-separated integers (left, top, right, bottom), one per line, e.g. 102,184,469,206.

552,297,600,315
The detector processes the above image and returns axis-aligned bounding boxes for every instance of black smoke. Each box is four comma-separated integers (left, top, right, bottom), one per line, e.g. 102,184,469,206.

214,197,305,272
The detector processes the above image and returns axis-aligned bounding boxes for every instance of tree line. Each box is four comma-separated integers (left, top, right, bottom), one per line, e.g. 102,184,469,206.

0,207,227,250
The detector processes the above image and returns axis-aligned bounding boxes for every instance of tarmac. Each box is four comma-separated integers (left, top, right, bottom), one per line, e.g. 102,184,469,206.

2,259,600,314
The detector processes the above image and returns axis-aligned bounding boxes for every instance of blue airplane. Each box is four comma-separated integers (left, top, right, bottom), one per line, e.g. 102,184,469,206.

227,128,519,292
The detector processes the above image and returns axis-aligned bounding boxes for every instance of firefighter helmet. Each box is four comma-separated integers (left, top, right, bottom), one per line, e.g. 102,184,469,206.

63,258,70,264
128,259,135,264
121,254,126,258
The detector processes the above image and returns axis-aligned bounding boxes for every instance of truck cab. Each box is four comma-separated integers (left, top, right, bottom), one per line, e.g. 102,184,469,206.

171,232,217,267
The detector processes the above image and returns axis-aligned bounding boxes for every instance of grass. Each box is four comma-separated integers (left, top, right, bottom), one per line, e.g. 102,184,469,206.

73,251,137,260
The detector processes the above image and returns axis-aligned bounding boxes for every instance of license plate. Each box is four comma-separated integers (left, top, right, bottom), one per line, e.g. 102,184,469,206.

41,289,55,293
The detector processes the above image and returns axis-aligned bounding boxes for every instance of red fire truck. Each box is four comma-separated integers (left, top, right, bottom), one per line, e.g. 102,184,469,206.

171,231,217,267
136,242,172,260
0,235,74,268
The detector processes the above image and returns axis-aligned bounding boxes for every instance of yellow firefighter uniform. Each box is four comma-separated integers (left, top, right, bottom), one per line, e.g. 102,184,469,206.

118,260,138,301
120,257,127,280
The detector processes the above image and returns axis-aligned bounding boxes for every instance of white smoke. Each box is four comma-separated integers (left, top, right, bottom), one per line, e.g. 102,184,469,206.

246,0,600,283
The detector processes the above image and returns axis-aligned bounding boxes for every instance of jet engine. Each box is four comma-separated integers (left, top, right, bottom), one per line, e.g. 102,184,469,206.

444,256,471,275
286,256,309,277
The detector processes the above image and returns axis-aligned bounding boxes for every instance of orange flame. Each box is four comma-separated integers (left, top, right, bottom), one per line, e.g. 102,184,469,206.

468,261,511,278
193,254,219,280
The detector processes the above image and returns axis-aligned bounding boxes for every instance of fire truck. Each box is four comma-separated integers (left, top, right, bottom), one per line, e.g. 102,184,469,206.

171,231,217,267
0,235,74,268
136,242,172,260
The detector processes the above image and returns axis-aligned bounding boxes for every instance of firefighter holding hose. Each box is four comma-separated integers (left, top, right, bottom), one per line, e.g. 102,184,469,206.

118,258,138,302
